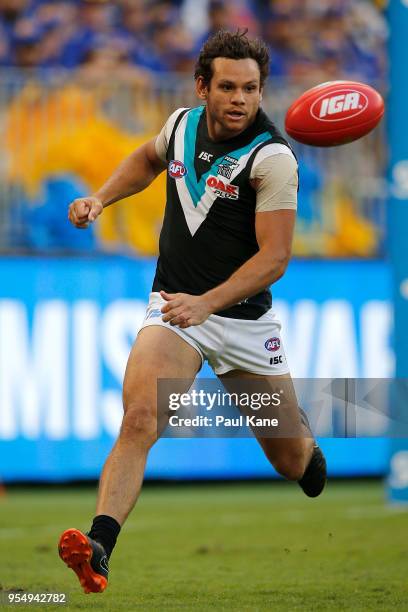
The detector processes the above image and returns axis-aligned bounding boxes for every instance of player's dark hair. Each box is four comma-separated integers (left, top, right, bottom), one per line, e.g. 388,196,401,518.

194,29,269,88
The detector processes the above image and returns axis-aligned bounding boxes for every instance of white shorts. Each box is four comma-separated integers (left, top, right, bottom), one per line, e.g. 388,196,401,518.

139,292,289,376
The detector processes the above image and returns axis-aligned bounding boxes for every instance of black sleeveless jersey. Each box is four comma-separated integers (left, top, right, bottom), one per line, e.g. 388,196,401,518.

152,105,293,320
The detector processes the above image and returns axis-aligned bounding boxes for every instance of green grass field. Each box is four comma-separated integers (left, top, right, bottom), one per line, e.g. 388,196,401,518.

0,480,407,611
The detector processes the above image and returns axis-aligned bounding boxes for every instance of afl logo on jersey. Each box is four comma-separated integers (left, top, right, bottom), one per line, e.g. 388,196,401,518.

264,337,281,352
168,160,187,179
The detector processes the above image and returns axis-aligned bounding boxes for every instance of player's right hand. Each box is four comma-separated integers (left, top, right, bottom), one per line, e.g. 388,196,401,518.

68,196,103,229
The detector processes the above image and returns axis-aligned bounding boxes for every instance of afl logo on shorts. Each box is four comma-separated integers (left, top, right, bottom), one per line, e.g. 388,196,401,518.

265,337,280,352
168,160,187,179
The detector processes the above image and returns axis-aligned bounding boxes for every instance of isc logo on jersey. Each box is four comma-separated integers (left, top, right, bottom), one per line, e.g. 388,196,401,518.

311,90,368,122
168,160,187,179
206,176,239,200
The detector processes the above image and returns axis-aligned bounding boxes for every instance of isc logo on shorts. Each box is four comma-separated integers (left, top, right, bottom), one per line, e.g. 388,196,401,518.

264,337,280,351
168,160,187,179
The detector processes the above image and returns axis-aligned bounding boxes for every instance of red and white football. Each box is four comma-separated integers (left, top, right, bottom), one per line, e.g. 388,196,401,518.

284,80,384,147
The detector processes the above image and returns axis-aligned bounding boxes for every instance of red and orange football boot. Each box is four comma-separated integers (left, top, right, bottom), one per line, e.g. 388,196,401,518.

58,528,109,594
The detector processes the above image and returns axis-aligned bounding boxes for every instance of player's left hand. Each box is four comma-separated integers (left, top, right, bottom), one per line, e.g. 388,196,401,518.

160,291,212,328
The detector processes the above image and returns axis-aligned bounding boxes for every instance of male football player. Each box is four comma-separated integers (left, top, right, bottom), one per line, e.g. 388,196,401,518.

59,30,326,594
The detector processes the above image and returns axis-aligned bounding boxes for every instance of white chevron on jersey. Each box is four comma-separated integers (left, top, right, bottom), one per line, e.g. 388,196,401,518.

173,111,218,236
173,110,273,236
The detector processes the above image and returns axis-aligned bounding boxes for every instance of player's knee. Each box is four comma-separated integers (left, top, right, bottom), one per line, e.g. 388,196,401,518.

120,401,157,446
274,451,306,481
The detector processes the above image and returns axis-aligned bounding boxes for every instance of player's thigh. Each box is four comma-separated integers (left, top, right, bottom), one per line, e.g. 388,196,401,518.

218,370,305,461
123,325,202,411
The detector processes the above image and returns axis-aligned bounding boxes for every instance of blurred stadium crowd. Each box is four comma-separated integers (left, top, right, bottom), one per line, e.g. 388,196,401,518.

0,0,388,257
0,0,387,80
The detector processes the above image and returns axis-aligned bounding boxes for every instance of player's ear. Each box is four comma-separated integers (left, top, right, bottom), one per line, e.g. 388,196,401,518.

196,76,208,101
259,86,263,102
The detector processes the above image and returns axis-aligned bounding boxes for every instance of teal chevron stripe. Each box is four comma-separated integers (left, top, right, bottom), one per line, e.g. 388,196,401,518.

184,106,205,204
183,107,271,208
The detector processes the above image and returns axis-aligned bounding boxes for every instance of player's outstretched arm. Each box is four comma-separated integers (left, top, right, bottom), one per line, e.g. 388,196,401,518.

68,137,166,228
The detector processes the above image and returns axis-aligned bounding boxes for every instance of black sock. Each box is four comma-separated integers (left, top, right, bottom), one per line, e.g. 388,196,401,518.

88,515,121,559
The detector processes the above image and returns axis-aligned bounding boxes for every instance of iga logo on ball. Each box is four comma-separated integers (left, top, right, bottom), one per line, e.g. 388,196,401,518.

265,337,281,352
311,90,368,122
168,160,187,179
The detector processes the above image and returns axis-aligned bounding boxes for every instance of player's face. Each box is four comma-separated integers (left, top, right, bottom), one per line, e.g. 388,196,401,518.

196,57,263,140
